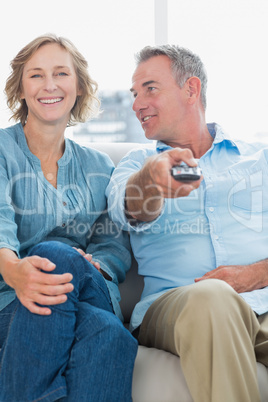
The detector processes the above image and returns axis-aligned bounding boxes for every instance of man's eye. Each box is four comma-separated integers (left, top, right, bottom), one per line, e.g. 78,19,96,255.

148,86,156,91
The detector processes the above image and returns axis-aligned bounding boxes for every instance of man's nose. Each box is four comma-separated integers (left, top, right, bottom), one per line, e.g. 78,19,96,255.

132,95,147,113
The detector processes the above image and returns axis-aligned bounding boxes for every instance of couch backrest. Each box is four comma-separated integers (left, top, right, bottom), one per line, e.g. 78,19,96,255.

81,141,151,166
119,257,144,323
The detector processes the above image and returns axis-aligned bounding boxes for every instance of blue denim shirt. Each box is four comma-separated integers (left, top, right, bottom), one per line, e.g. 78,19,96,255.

106,123,268,331
0,123,131,321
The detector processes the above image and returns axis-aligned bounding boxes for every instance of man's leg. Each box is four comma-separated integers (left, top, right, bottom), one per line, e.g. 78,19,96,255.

139,279,261,402
255,312,268,367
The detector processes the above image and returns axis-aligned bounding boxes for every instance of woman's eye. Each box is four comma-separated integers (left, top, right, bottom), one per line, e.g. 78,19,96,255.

31,74,42,78
57,72,68,76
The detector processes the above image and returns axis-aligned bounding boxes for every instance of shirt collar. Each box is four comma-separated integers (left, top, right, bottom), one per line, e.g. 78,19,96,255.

156,122,242,155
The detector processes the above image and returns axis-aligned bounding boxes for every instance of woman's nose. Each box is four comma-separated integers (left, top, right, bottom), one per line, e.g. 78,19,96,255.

44,76,57,92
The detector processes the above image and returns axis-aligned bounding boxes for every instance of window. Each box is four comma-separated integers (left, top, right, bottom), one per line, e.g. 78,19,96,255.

1,0,267,142
0,0,155,143
168,0,268,142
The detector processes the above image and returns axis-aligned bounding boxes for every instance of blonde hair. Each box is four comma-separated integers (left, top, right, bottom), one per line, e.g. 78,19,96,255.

5,33,100,126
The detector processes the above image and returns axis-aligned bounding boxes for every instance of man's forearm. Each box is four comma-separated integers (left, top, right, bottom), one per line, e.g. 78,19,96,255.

125,165,164,222
250,258,268,289
124,148,201,222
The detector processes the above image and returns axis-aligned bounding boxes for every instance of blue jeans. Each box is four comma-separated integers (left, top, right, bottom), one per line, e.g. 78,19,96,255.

0,241,137,402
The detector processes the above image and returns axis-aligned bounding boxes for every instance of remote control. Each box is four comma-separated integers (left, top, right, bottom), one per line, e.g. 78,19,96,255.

171,164,202,182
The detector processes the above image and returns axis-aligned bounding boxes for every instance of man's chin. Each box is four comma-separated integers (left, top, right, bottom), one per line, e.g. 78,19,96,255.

144,128,157,141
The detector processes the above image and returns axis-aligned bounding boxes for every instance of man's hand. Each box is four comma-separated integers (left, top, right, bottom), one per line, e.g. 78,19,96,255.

126,147,203,222
195,260,268,293
147,148,202,199
3,255,74,315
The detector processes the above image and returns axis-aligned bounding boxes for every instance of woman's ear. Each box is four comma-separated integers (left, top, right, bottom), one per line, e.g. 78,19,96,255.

186,76,201,105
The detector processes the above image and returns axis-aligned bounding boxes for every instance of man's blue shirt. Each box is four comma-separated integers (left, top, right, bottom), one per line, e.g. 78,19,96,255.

106,123,268,331
0,123,131,320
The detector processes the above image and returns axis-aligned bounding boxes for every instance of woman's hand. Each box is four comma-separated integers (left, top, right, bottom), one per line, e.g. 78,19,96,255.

1,253,73,315
73,248,111,280
74,248,101,271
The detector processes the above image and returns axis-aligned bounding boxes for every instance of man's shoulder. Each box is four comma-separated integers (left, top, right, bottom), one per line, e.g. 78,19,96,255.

119,145,156,166
235,138,268,155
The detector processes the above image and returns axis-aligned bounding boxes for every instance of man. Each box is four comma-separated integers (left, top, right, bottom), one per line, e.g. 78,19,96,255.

106,45,268,402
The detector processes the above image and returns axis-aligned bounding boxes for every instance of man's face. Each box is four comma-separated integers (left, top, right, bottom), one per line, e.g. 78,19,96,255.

131,55,189,142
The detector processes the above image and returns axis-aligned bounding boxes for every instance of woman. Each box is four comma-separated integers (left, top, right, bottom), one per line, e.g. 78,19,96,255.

0,34,137,401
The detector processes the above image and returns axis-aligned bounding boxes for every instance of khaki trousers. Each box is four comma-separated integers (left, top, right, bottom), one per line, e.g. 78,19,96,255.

139,279,268,402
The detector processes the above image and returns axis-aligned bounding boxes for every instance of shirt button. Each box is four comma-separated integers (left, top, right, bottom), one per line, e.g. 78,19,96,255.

62,223,66,228
214,235,219,240
209,207,214,212
63,201,67,206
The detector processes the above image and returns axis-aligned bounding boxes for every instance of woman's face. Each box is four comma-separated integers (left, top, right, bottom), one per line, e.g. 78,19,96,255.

21,43,80,127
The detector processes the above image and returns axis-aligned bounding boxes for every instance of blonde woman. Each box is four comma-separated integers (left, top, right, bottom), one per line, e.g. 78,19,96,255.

0,34,137,402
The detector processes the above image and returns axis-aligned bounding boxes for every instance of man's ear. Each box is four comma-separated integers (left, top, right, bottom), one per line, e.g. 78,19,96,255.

186,76,201,105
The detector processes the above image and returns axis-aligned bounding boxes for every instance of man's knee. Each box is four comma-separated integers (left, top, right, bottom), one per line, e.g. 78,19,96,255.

186,279,236,309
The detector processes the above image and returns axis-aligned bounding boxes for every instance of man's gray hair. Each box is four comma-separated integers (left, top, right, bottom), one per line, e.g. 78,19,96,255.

135,45,208,110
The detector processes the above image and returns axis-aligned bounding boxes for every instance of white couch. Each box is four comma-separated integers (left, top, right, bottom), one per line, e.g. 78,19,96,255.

88,141,268,402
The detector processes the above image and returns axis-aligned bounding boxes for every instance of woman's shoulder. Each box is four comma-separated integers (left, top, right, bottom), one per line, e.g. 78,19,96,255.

0,122,21,135
0,123,23,150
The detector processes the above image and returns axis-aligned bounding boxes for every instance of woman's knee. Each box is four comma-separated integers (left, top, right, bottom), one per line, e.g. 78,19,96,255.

28,241,87,276
28,241,70,259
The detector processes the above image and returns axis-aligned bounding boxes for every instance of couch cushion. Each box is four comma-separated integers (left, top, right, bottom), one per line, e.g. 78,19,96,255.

133,346,268,402
133,346,193,402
